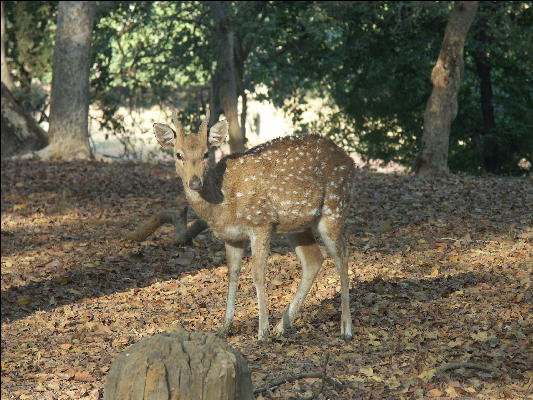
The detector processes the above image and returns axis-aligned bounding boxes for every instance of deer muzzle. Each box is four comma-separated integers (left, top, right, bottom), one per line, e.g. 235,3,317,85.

188,176,202,191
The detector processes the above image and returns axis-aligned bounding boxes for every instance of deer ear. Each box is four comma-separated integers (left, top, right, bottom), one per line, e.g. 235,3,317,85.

153,123,176,147
209,120,228,147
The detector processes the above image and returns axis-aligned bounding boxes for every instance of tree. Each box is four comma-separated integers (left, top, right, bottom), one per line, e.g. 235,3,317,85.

208,2,244,153
1,2,14,91
5,1,529,174
414,1,478,176
34,1,95,161
451,1,533,175
1,3,49,160
2,1,56,120
1,82,48,159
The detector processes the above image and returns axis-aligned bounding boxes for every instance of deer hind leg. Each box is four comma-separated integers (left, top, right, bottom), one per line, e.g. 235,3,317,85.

275,229,323,336
250,228,271,342
317,217,353,340
220,240,246,336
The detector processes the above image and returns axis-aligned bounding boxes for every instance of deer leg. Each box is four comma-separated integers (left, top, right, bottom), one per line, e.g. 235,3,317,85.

317,218,353,340
250,229,271,342
275,229,323,336
220,241,246,336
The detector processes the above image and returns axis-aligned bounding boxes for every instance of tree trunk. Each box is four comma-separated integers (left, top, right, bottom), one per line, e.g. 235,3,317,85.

104,330,254,400
1,83,48,159
1,2,14,91
35,1,94,161
414,1,478,176
472,7,499,174
241,89,247,140
209,64,224,126
209,2,244,154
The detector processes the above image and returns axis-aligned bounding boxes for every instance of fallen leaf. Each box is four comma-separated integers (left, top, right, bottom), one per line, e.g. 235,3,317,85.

445,385,459,397
57,275,72,285
17,295,33,305
45,259,60,268
427,388,443,397
470,331,488,342
74,370,96,382
418,368,436,383
359,366,374,377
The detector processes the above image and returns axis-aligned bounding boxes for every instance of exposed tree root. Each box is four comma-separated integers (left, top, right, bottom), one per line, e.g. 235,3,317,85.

438,361,496,374
126,206,208,246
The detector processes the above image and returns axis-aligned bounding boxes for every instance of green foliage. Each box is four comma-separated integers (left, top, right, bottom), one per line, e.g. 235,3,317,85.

3,1,531,174
3,1,57,116
312,1,532,175
312,2,450,166
4,1,56,85
451,2,533,175
91,1,213,132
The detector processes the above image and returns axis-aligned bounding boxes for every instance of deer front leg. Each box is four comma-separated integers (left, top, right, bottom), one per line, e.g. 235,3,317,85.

220,241,246,336
250,229,271,342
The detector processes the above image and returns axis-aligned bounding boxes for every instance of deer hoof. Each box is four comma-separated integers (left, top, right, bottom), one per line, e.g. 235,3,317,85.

274,312,291,336
217,323,232,337
257,328,270,343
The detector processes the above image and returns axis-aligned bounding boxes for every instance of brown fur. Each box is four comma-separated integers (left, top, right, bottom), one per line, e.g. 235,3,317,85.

153,111,355,341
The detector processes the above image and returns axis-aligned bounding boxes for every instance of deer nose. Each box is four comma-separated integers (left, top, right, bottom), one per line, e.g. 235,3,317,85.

188,176,202,191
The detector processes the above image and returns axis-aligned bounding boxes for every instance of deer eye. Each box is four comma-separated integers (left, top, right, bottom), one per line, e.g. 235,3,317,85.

176,152,183,160
203,152,209,159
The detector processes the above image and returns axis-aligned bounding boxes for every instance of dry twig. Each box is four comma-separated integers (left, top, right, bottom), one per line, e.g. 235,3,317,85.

438,361,496,374
253,351,345,396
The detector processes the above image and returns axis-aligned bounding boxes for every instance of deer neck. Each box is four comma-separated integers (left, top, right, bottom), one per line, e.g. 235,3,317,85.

182,163,224,225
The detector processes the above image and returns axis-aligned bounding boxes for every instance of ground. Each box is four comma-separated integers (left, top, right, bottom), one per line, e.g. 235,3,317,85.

1,159,532,399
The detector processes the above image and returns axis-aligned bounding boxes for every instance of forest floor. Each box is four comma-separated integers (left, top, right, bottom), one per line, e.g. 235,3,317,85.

1,159,532,400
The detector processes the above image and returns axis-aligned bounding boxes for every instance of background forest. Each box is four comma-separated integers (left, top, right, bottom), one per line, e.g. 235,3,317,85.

2,1,532,174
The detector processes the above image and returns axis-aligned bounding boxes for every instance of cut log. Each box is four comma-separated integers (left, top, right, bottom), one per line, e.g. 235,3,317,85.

104,330,254,400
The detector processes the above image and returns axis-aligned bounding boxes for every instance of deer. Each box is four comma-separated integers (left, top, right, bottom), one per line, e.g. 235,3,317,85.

153,107,355,342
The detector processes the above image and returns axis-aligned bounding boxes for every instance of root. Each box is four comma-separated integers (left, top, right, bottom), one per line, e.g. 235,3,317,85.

437,361,496,374
126,207,208,246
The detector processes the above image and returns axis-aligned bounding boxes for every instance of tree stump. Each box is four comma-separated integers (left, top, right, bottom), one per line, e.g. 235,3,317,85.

104,330,254,400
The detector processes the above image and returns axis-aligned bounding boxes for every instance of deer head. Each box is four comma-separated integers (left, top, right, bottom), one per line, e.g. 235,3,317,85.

153,107,229,191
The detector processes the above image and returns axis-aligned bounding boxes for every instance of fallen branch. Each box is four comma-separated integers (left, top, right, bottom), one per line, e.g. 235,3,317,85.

437,361,496,374
125,206,208,246
253,352,345,396
319,351,330,394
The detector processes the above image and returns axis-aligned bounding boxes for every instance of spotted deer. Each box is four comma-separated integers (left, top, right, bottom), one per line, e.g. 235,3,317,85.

153,107,355,341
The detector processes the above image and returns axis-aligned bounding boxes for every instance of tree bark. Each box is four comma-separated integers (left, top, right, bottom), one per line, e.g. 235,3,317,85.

35,1,94,161
104,330,254,400
472,6,499,174
414,1,478,176
1,82,48,159
1,1,14,91
209,64,224,126
209,2,244,154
